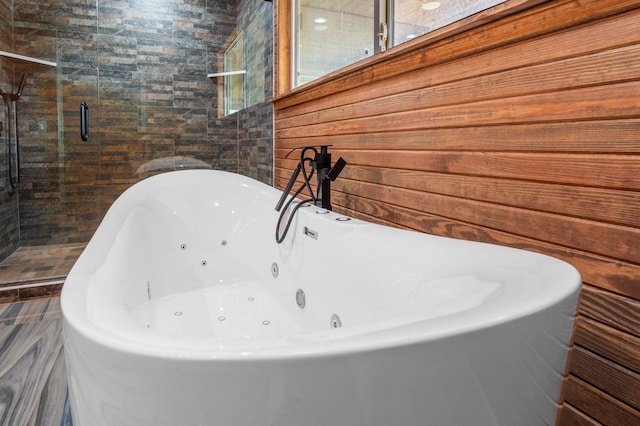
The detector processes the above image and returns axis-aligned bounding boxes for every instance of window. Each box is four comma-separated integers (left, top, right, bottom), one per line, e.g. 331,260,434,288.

224,33,245,115
292,0,506,88
294,1,375,86
221,12,268,116
393,0,506,46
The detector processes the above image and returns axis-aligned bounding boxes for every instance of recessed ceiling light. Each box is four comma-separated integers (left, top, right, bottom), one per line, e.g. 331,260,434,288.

314,17,327,24
422,1,441,10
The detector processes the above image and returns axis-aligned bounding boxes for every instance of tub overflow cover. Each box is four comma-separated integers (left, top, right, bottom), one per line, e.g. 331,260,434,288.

296,289,306,309
330,314,342,328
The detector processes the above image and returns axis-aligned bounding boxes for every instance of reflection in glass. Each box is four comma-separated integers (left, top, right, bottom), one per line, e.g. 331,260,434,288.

393,0,505,46
292,0,506,88
294,0,375,86
225,33,245,115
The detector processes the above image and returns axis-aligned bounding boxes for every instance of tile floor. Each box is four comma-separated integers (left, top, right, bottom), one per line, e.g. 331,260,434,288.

0,244,85,286
0,244,80,424
0,297,72,425
0,244,85,304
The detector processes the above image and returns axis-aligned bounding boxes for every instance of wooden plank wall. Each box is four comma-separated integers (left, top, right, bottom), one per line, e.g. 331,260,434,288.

272,0,640,423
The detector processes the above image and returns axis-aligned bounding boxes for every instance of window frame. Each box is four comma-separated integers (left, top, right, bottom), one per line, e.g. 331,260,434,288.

274,0,548,98
224,32,246,116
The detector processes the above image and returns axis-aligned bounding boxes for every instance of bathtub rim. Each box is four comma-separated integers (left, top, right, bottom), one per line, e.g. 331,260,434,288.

61,169,582,362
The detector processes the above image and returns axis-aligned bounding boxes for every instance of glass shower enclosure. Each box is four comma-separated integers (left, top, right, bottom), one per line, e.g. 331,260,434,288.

0,0,273,287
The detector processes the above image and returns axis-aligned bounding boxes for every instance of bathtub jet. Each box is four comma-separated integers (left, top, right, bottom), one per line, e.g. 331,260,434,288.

61,169,581,426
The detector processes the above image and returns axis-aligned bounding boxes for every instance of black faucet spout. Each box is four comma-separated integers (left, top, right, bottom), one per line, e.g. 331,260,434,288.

314,145,347,210
274,145,347,243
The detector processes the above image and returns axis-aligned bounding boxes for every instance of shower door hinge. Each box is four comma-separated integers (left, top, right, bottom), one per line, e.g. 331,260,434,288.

378,22,388,52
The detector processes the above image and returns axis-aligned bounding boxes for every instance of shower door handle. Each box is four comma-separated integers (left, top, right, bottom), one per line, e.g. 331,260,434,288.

80,101,89,141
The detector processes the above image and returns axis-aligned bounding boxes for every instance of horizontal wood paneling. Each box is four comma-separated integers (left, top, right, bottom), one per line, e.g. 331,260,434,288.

566,286,640,423
273,0,640,423
564,376,640,425
277,83,639,138
277,42,640,125
278,150,640,191
571,346,640,410
574,318,640,374
339,167,640,228
579,285,640,338
324,178,638,263
556,404,599,426
277,120,640,152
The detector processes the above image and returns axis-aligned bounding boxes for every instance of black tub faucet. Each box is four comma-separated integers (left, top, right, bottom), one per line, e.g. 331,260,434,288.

313,145,347,210
274,145,346,243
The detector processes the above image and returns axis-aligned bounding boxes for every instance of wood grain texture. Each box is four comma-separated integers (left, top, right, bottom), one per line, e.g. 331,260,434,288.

556,404,599,426
564,376,640,425
0,298,68,425
571,346,640,410
277,120,640,153
574,318,640,374
277,42,640,126
579,285,640,339
274,0,640,423
274,0,290,95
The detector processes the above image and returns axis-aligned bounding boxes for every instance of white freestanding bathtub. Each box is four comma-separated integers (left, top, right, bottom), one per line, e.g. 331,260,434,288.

62,169,581,426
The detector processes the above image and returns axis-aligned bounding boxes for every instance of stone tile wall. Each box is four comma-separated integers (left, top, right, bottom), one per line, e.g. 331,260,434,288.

238,101,273,184
0,0,274,258
0,0,20,261
237,0,274,185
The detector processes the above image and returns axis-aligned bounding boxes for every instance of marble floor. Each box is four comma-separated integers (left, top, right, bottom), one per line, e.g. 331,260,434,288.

0,245,79,425
0,297,72,425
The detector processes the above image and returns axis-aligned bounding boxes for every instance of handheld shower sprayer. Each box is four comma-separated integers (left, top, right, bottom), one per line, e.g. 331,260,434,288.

2,73,27,194
274,162,302,212
1,73,27,102
275,146,317,213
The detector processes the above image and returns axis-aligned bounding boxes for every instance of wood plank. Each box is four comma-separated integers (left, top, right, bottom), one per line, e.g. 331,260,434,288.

276,120,640,153
564,375,640,425
277,44,640,130
278,147,639,193
570,345,640,410
407,0,640,76
579,285,640,336
276,82,640,138
278,151,640,192
274,163,640,252
334,178,640,264
573,317,640,374
339,166,640,229
274,0,291,95
556,404,601,426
